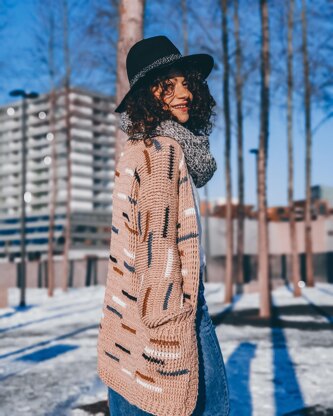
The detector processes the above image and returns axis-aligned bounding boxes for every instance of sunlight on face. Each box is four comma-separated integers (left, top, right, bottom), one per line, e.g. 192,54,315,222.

151,75,193,123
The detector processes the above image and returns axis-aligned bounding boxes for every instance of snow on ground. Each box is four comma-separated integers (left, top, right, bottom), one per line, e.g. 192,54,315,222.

0,282,332,416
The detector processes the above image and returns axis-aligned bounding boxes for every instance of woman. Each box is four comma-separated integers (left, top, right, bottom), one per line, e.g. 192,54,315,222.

97,36,230,416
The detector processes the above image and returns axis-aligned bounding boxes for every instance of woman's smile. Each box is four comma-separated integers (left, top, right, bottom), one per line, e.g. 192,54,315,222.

171,102,190,111
152,76,193,123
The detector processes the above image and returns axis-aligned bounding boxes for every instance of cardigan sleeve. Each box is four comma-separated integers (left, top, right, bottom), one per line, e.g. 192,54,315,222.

134,139,194,329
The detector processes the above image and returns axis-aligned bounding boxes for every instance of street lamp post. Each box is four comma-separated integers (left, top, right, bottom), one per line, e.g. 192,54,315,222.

9,90,39,308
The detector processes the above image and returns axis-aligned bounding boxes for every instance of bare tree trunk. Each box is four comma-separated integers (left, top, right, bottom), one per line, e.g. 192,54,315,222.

62,0,72,292
181,0,188,56
301,0,314,287
221,0,233,303
287,0,301,297
181,0,211,283
233,0,245,291
115,0,145,166
258,0,271,318
47,13,57,297
203,184,211,283
48,87,57,297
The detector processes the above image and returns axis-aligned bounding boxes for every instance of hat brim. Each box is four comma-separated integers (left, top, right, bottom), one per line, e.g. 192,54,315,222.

114,53,214,113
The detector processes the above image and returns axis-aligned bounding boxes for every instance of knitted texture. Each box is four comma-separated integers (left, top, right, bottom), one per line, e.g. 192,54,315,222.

119,111,218,188
97,135,201,416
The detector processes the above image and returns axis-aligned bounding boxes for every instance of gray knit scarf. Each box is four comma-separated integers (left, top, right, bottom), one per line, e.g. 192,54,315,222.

119,112,217,188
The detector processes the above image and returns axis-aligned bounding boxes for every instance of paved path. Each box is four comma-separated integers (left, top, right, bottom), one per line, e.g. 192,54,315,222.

0,283,332,415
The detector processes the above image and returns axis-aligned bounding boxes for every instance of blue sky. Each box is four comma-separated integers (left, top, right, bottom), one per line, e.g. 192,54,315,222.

1,0,332,207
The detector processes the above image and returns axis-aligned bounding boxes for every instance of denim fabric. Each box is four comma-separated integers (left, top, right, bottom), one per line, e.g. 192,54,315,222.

108,386,154,415
192,266,230,416
108,267,230,416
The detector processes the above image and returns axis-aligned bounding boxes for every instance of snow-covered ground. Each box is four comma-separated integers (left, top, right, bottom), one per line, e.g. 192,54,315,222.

0,282,332,416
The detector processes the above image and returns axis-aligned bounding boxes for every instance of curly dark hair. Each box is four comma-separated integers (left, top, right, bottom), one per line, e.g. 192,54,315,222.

124,64,216,146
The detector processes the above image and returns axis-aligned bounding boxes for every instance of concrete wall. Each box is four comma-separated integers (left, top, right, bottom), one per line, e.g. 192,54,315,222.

202,216,333,256
0,257,111,291
1,216,333,295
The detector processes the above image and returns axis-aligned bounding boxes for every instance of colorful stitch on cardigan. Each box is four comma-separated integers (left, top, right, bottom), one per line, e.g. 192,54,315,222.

124,261,135,273
121,290,137,302
168,145,175,179
105,351,119,362
121,323,136,334
109,254,117,263
162,206,170,238
157,368,189,377
147,231,153,267
125,222,138,235
142,353,165,365
115,343,131,355
143,149,151,174
150,338,180,347
111,225,119,234
113,266,124,276
163,283,173,310
106,305,123,318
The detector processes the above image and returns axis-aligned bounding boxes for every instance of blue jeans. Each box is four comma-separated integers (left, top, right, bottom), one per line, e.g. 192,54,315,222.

108,267,230,415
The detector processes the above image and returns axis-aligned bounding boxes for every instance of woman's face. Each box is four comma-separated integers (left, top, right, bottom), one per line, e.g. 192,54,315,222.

151,75,193,123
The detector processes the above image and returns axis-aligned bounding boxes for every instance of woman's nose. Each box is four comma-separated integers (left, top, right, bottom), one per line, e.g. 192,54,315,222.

175,82,190,99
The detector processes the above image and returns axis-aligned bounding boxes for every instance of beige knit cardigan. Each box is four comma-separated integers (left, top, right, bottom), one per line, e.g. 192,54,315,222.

97,135,201,416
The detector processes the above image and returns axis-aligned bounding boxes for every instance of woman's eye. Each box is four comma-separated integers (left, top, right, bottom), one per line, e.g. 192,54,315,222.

165,82,175,93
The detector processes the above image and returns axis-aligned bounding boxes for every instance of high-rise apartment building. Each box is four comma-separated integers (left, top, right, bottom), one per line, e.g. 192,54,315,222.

0,87,116,260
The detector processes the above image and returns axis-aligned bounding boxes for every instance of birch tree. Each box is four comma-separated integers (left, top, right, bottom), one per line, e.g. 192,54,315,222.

258,0,271,318
301,0,314,287
84,0,118,91
62,0,72,292
287,0,301,296
45,11,57,297
32,0,61,296
233,0,245,291
221,0,233,303
115,0,146,166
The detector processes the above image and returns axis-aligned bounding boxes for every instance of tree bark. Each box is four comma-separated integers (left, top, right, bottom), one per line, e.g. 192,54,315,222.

115,0,145,167
233,0,245,291
181,0,189,55
47,13,57,297
221,0,233,303
62,0,72,292
203,184,211,283
287,0,301,297
47,88,57,297
258,0,271,318
301,0,314,287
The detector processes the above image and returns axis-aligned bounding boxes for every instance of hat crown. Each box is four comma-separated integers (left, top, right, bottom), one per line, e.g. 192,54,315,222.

115,35,214,112
126,36,182,86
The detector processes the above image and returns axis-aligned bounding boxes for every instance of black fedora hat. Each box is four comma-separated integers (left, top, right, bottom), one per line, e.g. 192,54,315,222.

115,35,214,113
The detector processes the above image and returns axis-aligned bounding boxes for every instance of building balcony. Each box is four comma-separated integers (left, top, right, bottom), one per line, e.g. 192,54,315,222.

27,101,50,115
0,153,21,164
0,120,20,132
27,125,50,137
0,131,22,142
69,92,93,104
0,165,21,176
0,186,19,196
93,171,114,180
71,128,93,139
71,201,93,210
71,152,93,163
1,142,21,152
